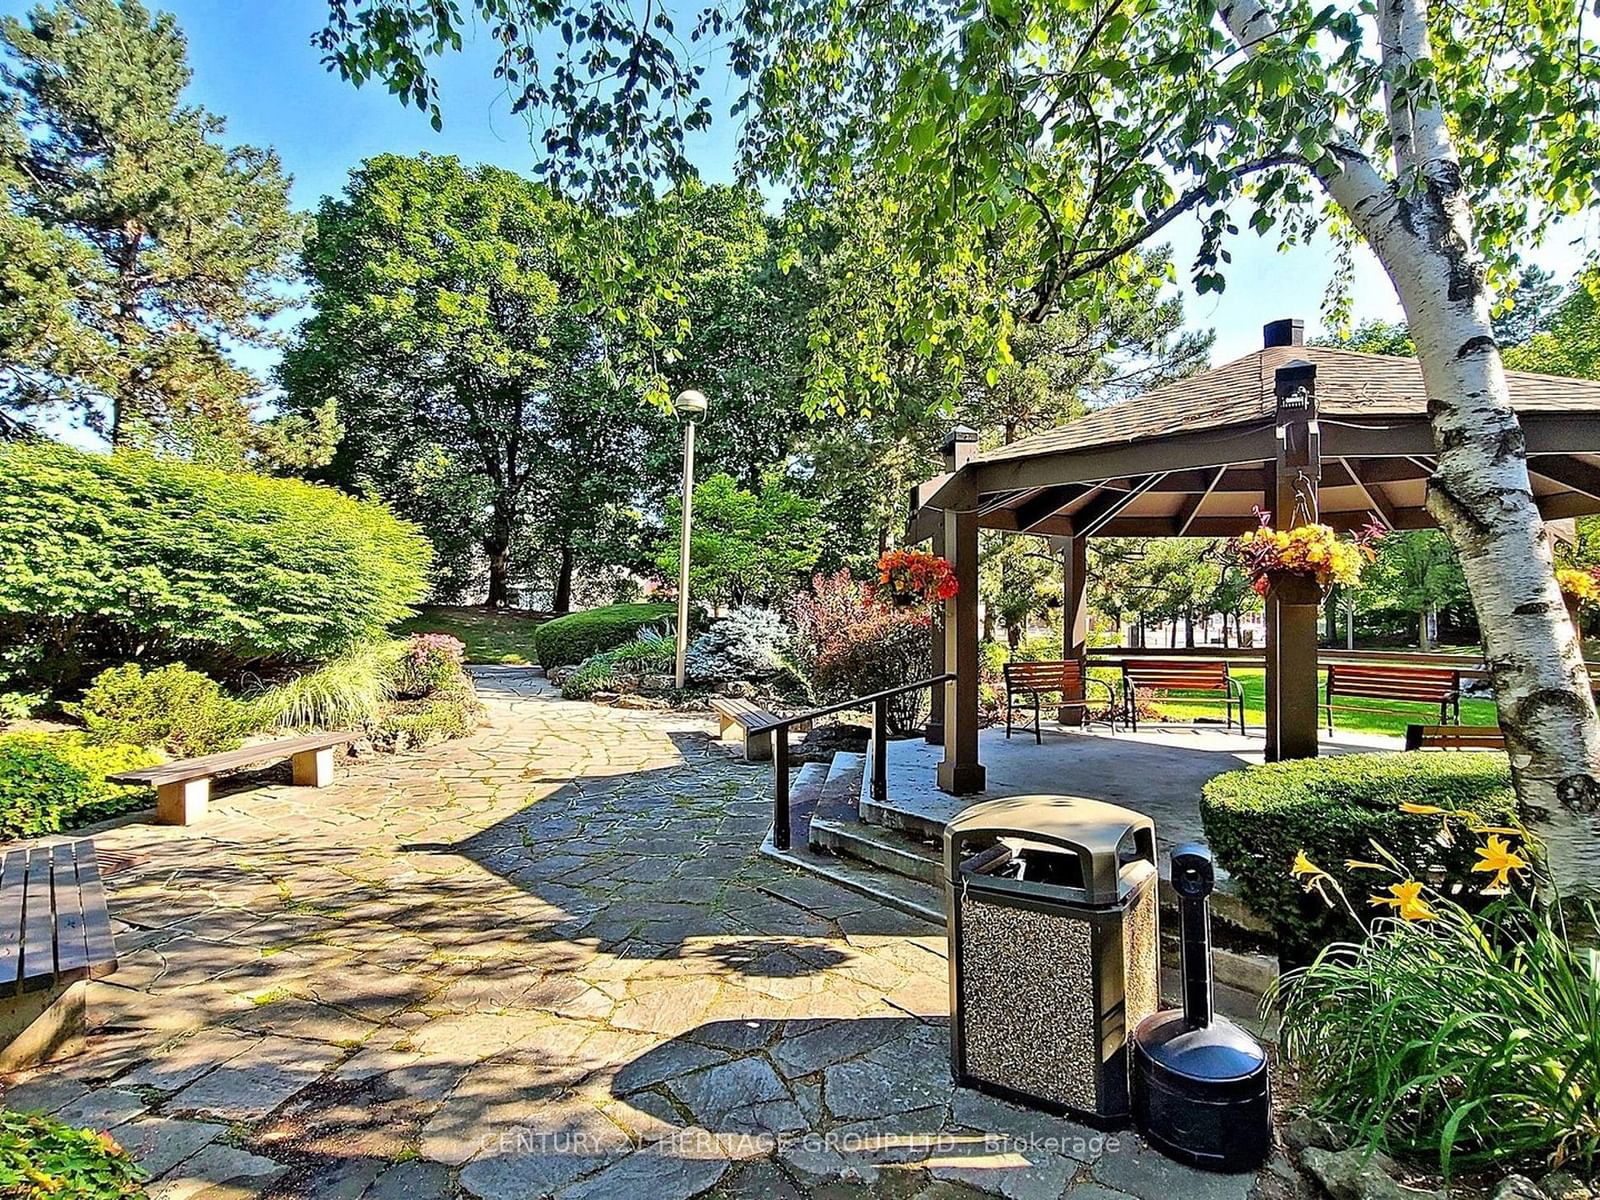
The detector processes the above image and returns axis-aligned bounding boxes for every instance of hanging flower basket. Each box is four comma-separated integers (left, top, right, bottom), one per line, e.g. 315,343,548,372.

875,548,958,608
1556,566,1600,625
1232,511,1382,599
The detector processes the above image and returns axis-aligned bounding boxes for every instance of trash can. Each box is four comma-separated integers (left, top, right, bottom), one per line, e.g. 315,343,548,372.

946,794,1159,1125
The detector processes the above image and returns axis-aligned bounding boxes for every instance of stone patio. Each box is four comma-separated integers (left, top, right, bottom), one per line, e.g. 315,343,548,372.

0,668,1266,1200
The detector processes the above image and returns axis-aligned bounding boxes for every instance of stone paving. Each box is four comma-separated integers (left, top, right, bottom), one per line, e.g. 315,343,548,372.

0,667,1261,1200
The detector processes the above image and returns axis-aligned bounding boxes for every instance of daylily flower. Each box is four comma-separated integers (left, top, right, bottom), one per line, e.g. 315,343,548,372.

1291,849,1328,883
1370,880,1437,922
1344,859,1386,871
1399,802,1446,815
1472,834,1529,888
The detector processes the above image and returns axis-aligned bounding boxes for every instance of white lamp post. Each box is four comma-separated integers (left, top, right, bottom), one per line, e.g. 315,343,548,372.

673,389,708,687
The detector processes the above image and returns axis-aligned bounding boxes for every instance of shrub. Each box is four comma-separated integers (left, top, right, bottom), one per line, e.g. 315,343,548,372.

0,442,431,691
685,607,787,684
0,1107,149,1198
394,633,467,697
0,691,44,724
787,570,871,681
0,733,160,838
251,641,404,731
561,627,677,700
67,663,251,756
373,677,481,752
1200,753,1519,959
790,570,932,733
1276,890,1600,1174
531,603,675,670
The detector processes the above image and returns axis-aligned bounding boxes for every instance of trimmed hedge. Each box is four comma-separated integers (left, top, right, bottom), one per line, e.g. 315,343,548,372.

0,442,431,691
0,732,161,838
1200,752,1519,960
531,603,675,670
68,663,250,757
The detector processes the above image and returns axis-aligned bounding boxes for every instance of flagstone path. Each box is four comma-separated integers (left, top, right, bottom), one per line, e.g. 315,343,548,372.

0,668,1263,1200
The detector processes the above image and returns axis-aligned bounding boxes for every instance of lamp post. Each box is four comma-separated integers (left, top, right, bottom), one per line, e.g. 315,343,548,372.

673,389,708,687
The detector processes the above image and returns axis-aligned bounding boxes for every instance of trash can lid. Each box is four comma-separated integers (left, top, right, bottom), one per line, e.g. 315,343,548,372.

945,794,1155,904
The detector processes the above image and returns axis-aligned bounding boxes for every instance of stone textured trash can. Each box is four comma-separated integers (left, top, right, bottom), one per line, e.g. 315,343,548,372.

945,794,1159,1126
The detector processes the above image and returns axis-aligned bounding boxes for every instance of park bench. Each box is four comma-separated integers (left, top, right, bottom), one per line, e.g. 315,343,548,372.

0,839,117,1069
710,697,809,762
1002,660,1117,742
1324,663,1461,733
107,730,359,826
1405,724,1505,751
1120,660,1247,733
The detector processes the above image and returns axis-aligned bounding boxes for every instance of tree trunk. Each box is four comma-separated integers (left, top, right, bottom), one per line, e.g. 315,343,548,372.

1418,608,1432,652
483,508,515,610
1220,0,1600,895
552,545,576,614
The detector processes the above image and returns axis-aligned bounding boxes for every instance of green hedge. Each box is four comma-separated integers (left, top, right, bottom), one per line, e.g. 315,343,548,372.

1200,752,1519,960
68,663,251,757
0,732,161,838
0,442,432,691
531,603,675,670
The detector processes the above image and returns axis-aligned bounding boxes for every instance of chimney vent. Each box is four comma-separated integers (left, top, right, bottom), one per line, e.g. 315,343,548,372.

1263,318,1305,348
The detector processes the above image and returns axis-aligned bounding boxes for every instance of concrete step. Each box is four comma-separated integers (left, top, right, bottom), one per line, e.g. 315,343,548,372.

783,761,830,850
810,816,943,887
760,832,944,924
812,751,865,829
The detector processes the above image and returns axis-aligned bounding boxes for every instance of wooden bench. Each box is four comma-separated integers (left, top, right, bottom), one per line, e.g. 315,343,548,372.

1325,663,1461,733
107,730,359,826
709,697,809,762
1003,660,1117,742
1405,724,1505,751
0,840,118,1069
1120,660,1247,733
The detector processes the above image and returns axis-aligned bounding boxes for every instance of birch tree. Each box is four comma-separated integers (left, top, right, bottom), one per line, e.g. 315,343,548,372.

319,0,1600,886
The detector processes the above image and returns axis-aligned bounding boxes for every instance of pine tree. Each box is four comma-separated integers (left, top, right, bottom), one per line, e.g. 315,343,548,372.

0,0,302,448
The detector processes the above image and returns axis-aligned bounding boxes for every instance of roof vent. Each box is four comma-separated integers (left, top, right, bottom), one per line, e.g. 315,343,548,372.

1263,318,1305,348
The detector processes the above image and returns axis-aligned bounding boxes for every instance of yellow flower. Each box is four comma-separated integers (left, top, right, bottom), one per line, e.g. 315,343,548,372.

1291,850,1332,891
1370,880,1437,921
1399,802,1446,815
1472,834,1529,888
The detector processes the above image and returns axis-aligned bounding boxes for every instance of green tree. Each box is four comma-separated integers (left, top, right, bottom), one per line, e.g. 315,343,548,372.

1503,266,1600,381
0,0,304,452
321,0,1600,879
656,472,824,611
1360,531,1469,651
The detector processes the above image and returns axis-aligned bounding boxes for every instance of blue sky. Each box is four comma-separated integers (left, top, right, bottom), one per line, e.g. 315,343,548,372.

6,0,1595,428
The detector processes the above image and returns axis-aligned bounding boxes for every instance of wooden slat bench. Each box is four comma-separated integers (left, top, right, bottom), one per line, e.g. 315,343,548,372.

1003,660,1117,742
1120,660,1247,733
0,839,117,1069
1325,664,1461,733
1405,724,1505,751
710,698,809,762
107,730,360,826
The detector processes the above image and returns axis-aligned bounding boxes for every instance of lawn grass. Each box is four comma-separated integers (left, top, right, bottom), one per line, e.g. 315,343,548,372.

394,605,548,665
1147,666,1498,737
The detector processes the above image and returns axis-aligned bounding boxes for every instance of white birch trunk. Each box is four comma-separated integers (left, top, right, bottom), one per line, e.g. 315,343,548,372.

1218,0,1600,892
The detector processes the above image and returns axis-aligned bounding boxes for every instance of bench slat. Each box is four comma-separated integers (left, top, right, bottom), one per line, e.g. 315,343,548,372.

708,698,778,728
0,850,26,992
20,848,55,992
75,845,118,979
1406,724,1504,750
107,730,360,787
1004,662,1088,690
50,843,91,982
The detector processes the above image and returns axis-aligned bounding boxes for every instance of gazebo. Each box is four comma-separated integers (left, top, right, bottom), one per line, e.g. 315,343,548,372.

908,318,1600,792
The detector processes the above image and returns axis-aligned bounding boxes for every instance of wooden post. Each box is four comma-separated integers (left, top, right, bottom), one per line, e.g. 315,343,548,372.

156,778,209,826
290,746,334,788
938,508,986,794
1265,358,1321,762
1059,534,1089,725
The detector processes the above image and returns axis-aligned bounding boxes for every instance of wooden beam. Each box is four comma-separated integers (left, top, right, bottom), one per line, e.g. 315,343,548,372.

1174,467,1226,536
1076,474,1167,537
1012,484,1096,532
972,427,1277,494
1340,457,1402,530
1530,456,1600,500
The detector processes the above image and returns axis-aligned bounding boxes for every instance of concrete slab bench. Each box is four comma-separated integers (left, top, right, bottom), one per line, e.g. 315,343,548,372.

0,839,118,1069
107,730,359,825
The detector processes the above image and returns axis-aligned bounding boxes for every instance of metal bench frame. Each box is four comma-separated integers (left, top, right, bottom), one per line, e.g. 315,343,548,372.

1120,660,1247,734
1325,664,1461,734
1002,660,1117,742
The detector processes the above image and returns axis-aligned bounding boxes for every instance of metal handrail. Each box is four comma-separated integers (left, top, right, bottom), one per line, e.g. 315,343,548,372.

766,672,953,853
